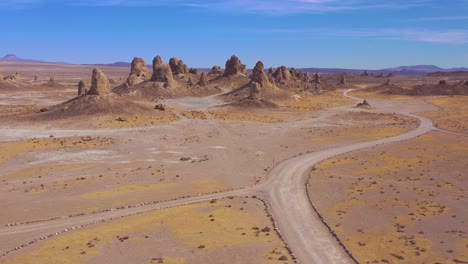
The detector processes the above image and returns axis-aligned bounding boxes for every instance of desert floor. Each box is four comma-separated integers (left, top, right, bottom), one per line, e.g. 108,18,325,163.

0,62,466,263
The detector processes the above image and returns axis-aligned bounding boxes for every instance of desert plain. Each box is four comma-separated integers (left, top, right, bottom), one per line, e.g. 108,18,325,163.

0,56,467,264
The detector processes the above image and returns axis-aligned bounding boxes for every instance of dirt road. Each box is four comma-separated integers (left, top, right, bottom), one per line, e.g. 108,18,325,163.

0,90,436,263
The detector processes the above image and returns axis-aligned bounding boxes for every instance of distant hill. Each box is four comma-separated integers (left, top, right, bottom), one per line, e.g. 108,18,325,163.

0,54,46,63
298,65,468,76
1,54,467,76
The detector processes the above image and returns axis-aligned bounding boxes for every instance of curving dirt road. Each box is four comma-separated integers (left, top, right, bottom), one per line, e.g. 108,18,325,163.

0,89,436,263
259,90,435,263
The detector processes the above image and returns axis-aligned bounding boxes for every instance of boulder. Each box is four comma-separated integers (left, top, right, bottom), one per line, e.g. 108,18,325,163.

272,66,292,81
199,72,209,86
87,68,111,95
78,80,87,96
251,61,272,88
130,57,149,78
151,56,173,83
155,104,166,111
224,55,247,76
209,65,223,75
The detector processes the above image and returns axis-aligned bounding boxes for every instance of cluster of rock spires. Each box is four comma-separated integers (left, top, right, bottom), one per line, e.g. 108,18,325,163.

169,57,188,75
3,72,21,81
224,55,246,76
76,68,110,96
209,66,223,75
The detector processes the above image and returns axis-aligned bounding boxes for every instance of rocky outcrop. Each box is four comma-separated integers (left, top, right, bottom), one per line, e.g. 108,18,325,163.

5,73,21,81
87,68,111,95
130,57,149,78
169,57,179,73
224,55,247,76
48,77,56,86
210,65,223,75
272,66,292,81
361,70,369,76
34,75,38,81
189,68,198,75
199,72,209,86
169,57,188,75
176,60,188,75
268,67,274,75
151,56,173,83
313,72,322,84
78,80,87,96
289,68,298,79
126,74,144,87
357,99,371,108
339,73,346,85
251,61,272,88
439,80,447,85
249,82,260,100
298,72,310,83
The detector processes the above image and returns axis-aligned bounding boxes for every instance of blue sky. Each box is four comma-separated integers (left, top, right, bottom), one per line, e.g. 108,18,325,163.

1,0,467,69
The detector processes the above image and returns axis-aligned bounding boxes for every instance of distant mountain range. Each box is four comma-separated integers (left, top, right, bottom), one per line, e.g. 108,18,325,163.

2,54,467,76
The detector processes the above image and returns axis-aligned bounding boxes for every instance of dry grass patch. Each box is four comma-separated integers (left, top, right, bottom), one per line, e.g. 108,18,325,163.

420,96,468,133
0,136,115,165
281,91,353,112
3,198,292,264
308,132,467,263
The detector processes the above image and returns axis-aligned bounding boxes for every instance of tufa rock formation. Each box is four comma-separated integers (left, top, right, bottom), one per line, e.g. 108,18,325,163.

224,55,247,76
268,67,274,75
48,77,56,86
130,57,149,78
5,72,21,81
199,72,209,86
176,60,188,75
151,56,173,83
126,74,143,87
78,80,86,96
339,73,347,85
189,68,198,75
249,82,260,100
251,61,273,88
87,68,111,95
357,99,371,108
313,72,322,84
361,70,369,76
289,68,298,79
169,57,179,73
34,75,38,81
210,65,223,75
272,66,292,81
169,57,188,75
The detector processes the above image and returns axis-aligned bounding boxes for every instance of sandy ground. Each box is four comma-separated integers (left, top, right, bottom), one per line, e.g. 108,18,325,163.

1,64,466,263
308,131,467,263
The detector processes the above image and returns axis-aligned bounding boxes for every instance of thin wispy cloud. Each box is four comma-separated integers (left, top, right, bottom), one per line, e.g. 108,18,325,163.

0,0,437,14
405,16,468,22
258,28,468,44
